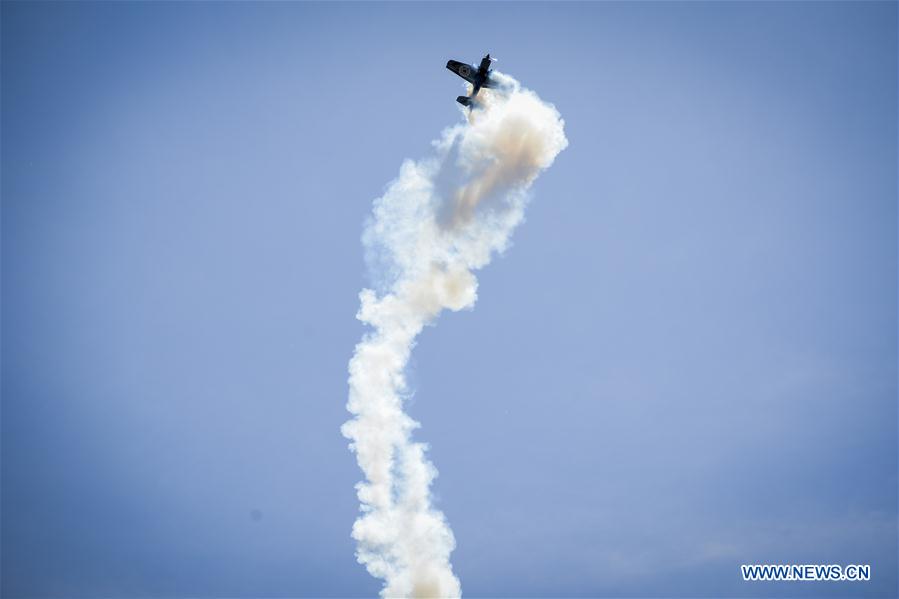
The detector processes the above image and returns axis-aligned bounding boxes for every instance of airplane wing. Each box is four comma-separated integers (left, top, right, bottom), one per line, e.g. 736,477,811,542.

446,60,478,84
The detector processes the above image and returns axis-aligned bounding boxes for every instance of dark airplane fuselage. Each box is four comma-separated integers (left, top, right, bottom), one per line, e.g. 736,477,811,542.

469,54,493,93
477,55,492,79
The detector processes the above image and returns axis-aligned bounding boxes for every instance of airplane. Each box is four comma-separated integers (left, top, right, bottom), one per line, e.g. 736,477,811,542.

446,53,497,107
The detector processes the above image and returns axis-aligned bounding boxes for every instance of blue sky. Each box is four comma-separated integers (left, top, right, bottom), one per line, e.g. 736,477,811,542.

2,2,896,597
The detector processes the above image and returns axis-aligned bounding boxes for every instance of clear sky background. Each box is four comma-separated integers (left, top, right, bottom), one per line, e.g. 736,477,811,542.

2,2,896,598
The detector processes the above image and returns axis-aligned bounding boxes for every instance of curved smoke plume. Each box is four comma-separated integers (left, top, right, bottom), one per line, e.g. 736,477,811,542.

343,72,567,598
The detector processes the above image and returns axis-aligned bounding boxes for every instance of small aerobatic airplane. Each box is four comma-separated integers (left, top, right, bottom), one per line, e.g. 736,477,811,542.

446,53,497,107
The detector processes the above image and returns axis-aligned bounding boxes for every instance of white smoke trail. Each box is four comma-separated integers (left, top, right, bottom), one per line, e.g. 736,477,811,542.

343,72,567,598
